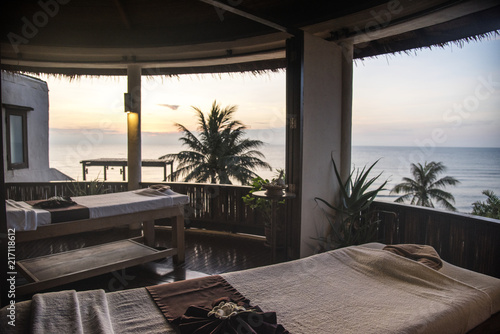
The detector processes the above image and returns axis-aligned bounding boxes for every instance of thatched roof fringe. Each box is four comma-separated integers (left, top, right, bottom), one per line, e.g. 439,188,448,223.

415,30,498,53
1,58,286,80
354,30,500,60
2,28,497,79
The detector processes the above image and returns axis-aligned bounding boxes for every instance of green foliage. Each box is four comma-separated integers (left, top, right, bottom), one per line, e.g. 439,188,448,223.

66,176,109,196
471,190,500,219
242,171,286,226
315,158,387,250
160,100,271,185
242,176,272,224
391,161,460,211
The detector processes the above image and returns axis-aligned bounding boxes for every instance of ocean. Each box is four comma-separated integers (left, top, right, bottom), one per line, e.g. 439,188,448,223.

50,142,500,214
351,146,500,214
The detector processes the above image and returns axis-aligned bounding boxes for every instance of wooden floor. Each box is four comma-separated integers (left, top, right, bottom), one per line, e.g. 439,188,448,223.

15,227,272,301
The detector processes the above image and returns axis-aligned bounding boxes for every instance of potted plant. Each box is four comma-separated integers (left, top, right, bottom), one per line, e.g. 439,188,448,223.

243,176,272,241
314,157,388,250
243,171,286,245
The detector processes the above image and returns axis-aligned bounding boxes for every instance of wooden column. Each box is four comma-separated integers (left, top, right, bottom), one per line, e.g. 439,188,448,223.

127,64,142,190
285,33,304,260
286,32,344,258
340,42,354,183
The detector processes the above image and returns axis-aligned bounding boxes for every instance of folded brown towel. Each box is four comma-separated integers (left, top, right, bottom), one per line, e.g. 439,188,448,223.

146,275,248,323
30,196,77,209
383,244,443,270
149,184,171,192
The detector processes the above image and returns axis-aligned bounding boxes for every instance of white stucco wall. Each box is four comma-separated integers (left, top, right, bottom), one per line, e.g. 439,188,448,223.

300,33,343,257
1,71,70,182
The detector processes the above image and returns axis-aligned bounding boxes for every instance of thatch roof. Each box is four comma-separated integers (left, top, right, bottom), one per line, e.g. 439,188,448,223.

1,0,499,76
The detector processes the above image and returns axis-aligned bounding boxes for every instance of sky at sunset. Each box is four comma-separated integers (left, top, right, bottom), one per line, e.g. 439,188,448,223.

41,37,499,148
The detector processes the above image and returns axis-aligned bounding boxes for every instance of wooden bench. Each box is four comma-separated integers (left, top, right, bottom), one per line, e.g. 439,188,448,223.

15,205,185,296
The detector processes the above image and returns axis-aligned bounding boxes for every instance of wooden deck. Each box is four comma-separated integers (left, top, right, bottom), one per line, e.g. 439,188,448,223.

15,227,272,302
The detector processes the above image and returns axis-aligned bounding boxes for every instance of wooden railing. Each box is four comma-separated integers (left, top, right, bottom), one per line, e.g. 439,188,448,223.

5,182,499,278
372,201,500,279
142,182,266,236
4,181,128,200
4,181,266,236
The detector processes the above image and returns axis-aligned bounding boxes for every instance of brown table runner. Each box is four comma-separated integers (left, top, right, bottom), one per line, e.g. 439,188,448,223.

146,275,289,333
26,200,90,223
146,275,249,323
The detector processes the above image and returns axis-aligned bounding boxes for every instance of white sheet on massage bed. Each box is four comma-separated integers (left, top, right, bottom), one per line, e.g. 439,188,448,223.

5,189,189,231
2,244,500,334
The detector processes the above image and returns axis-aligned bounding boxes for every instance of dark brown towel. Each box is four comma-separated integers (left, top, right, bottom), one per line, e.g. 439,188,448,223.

26,199,90,223
177,297,289,334
383,244,443,270
146,275,249,323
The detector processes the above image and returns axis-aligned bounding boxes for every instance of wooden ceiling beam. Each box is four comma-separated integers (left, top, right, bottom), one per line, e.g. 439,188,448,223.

324,0,499,44
198,0,301,36
112,0,132,30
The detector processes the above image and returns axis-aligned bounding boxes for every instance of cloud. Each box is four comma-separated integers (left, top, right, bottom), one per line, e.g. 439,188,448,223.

158,104,180,110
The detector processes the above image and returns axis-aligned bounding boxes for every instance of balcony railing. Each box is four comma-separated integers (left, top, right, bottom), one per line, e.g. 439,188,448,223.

4,181,265,236
372,201,500,279
5,182,500,278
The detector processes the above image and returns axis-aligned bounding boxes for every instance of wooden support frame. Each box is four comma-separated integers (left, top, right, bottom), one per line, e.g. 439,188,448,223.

16,240,177,296
15,205,186,296
16,206,184,243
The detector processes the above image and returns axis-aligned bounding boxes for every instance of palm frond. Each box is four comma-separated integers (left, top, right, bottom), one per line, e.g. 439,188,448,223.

393,161,458,211
162,100,271,184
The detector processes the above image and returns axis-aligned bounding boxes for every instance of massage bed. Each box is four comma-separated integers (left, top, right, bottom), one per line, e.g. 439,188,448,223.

2,243,499,333
6,187,189,296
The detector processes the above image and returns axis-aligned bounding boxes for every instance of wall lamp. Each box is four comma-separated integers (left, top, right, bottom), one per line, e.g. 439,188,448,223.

124,93,132,113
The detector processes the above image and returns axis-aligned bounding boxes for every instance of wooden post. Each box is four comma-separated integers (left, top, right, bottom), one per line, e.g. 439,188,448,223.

285,34,304,260
127,64,142,190
340,42,353,183
172,210,185,264
142,220,155,247
82,162,87,181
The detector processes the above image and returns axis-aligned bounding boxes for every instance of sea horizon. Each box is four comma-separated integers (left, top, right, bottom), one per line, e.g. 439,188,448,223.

49,141,500,214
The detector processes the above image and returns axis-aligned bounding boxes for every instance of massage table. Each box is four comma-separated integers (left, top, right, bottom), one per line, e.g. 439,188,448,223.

5,188,189,296
2,243,499,333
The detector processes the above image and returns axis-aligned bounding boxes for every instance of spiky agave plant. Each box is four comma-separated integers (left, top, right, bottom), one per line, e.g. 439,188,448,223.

66,174,109,196
315,158,387,250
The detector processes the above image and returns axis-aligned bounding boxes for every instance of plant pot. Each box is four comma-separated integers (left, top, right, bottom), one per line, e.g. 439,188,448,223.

264,226,272,247
264,225,285,248
263,184,286,196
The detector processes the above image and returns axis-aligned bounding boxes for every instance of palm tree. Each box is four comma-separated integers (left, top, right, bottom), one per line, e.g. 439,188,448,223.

160,100,271,184
390,161,460,211
471,190,500,219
